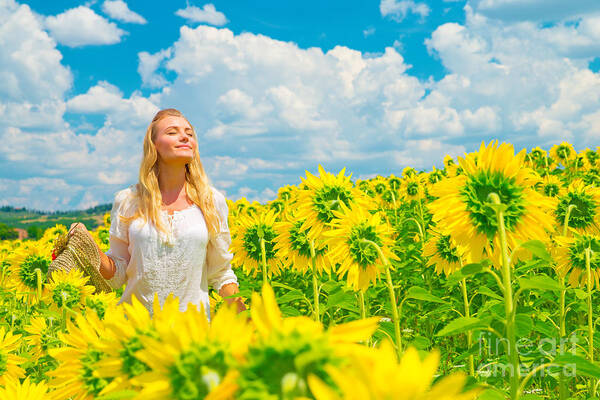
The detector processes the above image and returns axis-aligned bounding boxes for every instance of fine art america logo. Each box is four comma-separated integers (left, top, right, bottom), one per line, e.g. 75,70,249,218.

476,332,579,377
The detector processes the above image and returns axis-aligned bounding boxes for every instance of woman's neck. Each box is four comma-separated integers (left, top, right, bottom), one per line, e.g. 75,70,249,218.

157,162,187,202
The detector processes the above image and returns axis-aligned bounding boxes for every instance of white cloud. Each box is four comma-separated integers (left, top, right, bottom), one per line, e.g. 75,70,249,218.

174,4,228,26
138,48,172,88
66,81,159,127
44,6,127,47
101,0,146,24
363,27,375,37
380,0,431,22
0,0,72,106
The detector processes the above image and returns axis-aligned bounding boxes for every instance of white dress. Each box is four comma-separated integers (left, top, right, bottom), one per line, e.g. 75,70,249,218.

105,184,239,321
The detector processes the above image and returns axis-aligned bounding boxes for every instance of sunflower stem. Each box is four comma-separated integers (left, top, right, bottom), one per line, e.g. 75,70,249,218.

488,193,520,400
360,238,402,359
35,268,42,302
391,191,398,221
585,247,596,398
358,289,367,320
460,277,475,376
309,239,320,322
260,237,268,287
559,204,575,399
358,289,370,346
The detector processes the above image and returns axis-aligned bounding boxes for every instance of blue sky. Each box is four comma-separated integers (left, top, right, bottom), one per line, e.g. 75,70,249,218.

1,0,600,211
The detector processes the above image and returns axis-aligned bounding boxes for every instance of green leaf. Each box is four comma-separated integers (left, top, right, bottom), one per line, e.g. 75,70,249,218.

515,313,533,337
553,354,600,379
518,275,562,291
405,286,446,303
477,286,503,301
519,240,551,261
436,316,487,337
572,288,589,300
277,290,305,304
462,262,486,276
476,388,507,400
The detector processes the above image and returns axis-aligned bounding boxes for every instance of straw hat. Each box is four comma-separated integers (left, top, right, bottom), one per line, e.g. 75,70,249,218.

48,223,112,293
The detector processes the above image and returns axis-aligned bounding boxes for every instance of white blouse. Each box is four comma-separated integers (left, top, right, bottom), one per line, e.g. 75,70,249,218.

105,184,238,321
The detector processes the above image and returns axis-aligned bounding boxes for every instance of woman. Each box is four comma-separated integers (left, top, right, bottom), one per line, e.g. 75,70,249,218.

71,108,246,321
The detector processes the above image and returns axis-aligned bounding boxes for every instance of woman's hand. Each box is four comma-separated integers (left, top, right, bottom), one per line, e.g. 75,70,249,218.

219,282,248,315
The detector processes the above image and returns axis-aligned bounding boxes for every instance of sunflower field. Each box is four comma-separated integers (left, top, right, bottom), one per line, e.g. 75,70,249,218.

2,140,600,399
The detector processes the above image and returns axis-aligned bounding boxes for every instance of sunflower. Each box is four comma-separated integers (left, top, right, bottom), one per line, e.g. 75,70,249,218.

85,291,120,320
230,207,283,279
231,198,251,217
0,377,55,400
429,141,555,264
5,245,51,304
423,231,470,276
44,268,95,312
239,282,379,399
550,142,576,167
277,184,298,203
24,316,61,362
537,174,564,198
553,179,600,234
92,225,110,253
371,176,388,195
0,326,27,386
554,234,600,290
527,146,549,171
48,311,111,399
95,294,159,397
273,213,332,276
402,174,427,202
425,166,445,185
444,155,460,177
130,294,252,400
39,224,68,248
296,164,371,243
356,179,376,198
402,166,417,178
307,341,480,400
322,201,400,292
388,173,402,191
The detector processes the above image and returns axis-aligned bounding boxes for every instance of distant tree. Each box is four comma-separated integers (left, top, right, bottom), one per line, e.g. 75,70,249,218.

0,223,18,240
27,225,44,240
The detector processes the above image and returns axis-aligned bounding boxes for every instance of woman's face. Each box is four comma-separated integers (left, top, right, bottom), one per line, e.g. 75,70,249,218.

153,116,197,165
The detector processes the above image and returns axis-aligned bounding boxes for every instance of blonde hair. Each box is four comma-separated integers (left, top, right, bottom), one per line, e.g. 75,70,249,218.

120,108,222,238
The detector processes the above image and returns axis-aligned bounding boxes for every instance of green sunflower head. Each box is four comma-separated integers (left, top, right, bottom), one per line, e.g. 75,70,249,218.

288,221,327,259
388,176,402,191
51,283,82,309
168,342,231,400
349,224,384,268
243,224,278,262
269,200,285,214
461,171,526,239
566,235,600,271
435,235,461,264
374,182,387,194
555,191,598,230
238,331,340,399
19,255,49,289
81,349,109,396
120,335,150,378
312,185,354,224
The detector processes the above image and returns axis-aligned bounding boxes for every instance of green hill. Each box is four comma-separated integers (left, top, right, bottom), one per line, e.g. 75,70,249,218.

0,204,112,240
